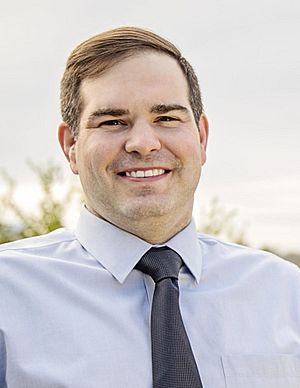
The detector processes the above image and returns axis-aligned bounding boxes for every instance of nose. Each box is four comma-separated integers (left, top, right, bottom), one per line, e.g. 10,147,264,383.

125,120,161,155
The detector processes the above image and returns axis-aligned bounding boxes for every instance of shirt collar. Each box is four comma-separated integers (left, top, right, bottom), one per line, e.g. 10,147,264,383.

75,206,202,284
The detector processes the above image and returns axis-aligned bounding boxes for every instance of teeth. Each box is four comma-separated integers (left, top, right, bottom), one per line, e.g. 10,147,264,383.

125,169,166,178
144,170,153,177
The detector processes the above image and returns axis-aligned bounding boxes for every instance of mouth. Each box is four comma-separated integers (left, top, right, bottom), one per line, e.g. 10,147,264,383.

118,168,171,178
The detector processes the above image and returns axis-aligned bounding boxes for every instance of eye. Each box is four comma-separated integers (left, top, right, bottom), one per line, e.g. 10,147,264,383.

155,116,181,127
157,116,178,122
100,119,124,126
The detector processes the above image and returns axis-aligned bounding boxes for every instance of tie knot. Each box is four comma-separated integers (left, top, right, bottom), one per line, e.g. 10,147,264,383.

136,246,183,283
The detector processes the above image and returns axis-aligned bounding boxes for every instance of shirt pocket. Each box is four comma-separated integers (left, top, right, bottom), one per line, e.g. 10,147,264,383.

221,354,300,388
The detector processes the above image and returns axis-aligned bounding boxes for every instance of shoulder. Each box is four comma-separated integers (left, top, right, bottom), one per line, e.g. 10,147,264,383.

197,234,300,325
0,228,76,258
197,233,300,281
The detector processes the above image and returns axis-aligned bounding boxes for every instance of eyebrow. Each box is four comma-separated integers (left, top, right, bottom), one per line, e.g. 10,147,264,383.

86,108,130,124
150,104,189,114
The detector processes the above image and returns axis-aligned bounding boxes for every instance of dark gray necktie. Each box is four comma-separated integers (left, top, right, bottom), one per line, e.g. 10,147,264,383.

136,246,203,388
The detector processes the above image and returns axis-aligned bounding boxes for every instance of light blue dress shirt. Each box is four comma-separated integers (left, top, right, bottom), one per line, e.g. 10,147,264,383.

0,206,300,388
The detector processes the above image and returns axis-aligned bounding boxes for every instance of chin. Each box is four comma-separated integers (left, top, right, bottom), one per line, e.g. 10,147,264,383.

120,200,174,220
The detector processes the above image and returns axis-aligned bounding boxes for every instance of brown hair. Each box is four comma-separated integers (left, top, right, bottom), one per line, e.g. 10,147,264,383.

60,26,203,136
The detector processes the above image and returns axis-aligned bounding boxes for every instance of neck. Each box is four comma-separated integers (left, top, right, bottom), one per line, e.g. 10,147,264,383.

119,214,192,244
87,205,192,244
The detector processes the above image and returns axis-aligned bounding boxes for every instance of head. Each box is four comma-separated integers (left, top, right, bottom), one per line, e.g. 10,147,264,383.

59,27,209,243
60,26,203,138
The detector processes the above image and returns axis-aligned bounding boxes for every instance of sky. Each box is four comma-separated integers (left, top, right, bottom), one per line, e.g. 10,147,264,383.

0,0,299,252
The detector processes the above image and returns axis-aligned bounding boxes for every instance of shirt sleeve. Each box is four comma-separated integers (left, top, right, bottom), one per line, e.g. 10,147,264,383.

0,330,7,387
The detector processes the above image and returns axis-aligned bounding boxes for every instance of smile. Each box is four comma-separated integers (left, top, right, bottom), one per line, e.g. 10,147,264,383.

125,169,166,178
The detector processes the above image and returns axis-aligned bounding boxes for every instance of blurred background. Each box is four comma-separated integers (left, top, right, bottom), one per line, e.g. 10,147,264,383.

0,0,299,263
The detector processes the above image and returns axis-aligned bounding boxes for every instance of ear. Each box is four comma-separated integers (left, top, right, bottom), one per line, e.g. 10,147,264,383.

58,122,79,175
198,113,209,165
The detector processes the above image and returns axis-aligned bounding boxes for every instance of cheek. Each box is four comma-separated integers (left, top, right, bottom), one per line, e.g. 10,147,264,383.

173,132,201,163
78,136,114,172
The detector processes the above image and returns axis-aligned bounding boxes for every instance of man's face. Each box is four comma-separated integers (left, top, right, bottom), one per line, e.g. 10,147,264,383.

59,52,208,237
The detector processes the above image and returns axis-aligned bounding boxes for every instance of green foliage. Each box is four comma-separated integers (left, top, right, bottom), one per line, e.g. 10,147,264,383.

197,197,247,245
197,197,299,266
0,161,76,244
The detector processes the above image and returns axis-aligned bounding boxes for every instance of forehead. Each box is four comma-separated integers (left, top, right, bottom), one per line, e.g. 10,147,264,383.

80,52,190,112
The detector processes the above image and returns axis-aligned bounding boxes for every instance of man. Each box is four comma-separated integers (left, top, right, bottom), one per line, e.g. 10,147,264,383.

0,27,299,388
